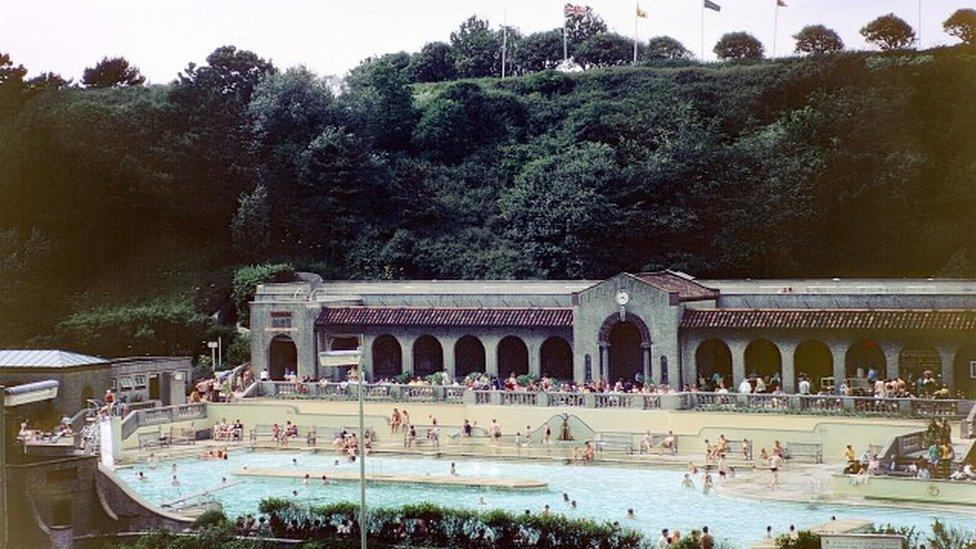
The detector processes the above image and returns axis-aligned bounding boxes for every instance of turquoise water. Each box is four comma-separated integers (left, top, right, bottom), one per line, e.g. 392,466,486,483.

124,451,973,547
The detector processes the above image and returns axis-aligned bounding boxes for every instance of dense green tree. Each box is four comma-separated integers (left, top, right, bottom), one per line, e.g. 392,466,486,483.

575,33,635,68
861,13,916,50
645,36,693,60
168,46,276,233
793,25,845,54
565,5,608,44
412,83,511,162
944,8,976,46
408,42,456,82
714,32,765,60
0,52,28,120
231,184,271,260
450,16,501,78
513,30,565,72
82,56,145,88
346,58,418,150
499,143,620,277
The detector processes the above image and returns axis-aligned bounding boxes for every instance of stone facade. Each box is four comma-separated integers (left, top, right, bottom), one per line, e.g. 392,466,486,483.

249,272,976,397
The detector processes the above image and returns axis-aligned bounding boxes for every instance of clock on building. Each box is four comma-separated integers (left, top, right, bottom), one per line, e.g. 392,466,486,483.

615,290,630,306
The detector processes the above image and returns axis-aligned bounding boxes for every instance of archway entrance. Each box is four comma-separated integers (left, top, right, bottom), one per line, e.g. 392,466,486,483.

371,334,402,380
954,344,976,399
540,336,573,380
454,335,486,379
898,343,941,389
794,340,832,392
498,336,529,378
412,335,443,378
744,339,781,389
608,322,643,382
695,339,732,390
269,335,297,380
845,339,886,380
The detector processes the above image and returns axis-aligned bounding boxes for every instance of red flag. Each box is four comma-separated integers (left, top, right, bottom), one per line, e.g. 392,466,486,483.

564,4,588,17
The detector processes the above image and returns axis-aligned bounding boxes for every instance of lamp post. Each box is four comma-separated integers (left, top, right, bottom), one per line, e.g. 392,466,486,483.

357,355,367,549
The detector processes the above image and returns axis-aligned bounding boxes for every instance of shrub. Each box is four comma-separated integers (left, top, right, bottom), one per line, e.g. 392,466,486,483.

776,530,821,548
193,509,229,529
394,371,413,384
57,299,210,357
231,263,296,327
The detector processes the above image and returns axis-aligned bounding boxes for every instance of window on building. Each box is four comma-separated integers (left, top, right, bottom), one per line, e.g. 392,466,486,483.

660,356,669,385
330,336,360,351
119,377,134,391
970,360,976,379
270,312,292,329
110,378,118,391
134,375,147,388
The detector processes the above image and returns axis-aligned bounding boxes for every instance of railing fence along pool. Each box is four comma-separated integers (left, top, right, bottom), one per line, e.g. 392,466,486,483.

250,382,972,419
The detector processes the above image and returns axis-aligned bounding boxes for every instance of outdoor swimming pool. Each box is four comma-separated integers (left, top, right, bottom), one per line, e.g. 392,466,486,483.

124,451,973,547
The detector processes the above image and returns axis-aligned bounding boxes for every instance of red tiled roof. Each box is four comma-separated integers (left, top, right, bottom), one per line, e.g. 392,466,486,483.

318,307,573,328
681,309,976,330
633,271,720,302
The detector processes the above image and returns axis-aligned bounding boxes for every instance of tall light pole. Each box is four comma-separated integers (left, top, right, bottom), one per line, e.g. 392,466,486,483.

357,354,367,549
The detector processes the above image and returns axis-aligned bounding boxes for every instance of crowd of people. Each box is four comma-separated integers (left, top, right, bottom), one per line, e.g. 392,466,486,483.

843,418,975,482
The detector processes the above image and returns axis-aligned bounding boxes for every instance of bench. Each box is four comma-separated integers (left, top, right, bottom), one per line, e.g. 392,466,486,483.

308,425,375,447
169,426,196,445
637,433,680,456
138,428,170,450
249,424,278,443
594,433,635,454
785,441,823,463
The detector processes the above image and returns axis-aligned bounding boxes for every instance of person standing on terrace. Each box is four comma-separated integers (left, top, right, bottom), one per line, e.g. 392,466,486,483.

738,378,752,394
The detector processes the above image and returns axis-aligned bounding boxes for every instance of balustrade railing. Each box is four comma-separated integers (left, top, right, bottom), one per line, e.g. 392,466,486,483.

247,382,971,418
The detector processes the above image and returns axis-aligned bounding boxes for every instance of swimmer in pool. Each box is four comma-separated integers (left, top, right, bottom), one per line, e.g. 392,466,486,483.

450,462,457,476
303,473,310,486
292,458,298,466
571,500,577,510
334,459,340,467
627,508,636,520
681,473,695,488
137,471,147,481
171,475,180,486
477,496,486,505
321,475,330,485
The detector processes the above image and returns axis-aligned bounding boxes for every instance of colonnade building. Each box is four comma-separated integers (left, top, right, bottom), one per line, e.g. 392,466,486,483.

249,271,976,397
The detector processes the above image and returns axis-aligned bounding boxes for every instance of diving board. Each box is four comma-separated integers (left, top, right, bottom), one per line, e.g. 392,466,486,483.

232,468,547,490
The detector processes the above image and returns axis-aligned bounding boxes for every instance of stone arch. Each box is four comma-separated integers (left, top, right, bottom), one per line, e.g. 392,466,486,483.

845,339,886,380
794,340,832,392
898,342,941,386
269,334,297,380
953,343,976,399
598,313,651,346
695,338,732,390
540,336,573,380
454,335,486,379
744,338,782,385
608,322,644,382
498,336,529,378
371,334,402,380
412,335,443,378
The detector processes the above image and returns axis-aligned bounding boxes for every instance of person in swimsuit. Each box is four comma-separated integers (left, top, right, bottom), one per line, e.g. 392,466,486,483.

770,454,782,490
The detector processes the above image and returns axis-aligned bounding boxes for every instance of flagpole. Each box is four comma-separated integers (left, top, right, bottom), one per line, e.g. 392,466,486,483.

773,2,779,57
700,2,705,62
633,0,639,64
502,9,508,77
563,14,568,62
917,0,922,49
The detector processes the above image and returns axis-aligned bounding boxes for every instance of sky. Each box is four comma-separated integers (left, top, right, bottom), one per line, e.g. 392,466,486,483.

4,0,974,83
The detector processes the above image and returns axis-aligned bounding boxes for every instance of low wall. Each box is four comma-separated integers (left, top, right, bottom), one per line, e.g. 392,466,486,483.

225,399,927,463
95,463,195,531
831,474,976,506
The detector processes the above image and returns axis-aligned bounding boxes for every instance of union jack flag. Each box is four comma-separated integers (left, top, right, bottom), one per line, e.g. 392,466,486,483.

564,4,588,17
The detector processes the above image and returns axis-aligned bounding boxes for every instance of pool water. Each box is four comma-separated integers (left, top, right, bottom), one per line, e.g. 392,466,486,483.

124,451,972,547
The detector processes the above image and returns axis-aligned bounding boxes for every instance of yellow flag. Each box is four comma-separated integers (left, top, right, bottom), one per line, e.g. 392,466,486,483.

636,5,648,18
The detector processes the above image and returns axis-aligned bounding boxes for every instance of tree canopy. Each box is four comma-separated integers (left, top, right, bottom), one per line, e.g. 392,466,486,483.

82,56,145,88
714,32,765,60
861,13,917,50
944,8,976,46
793,25,845,55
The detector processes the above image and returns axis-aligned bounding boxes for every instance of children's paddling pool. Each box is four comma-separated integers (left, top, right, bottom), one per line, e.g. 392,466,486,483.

122,451,973,546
